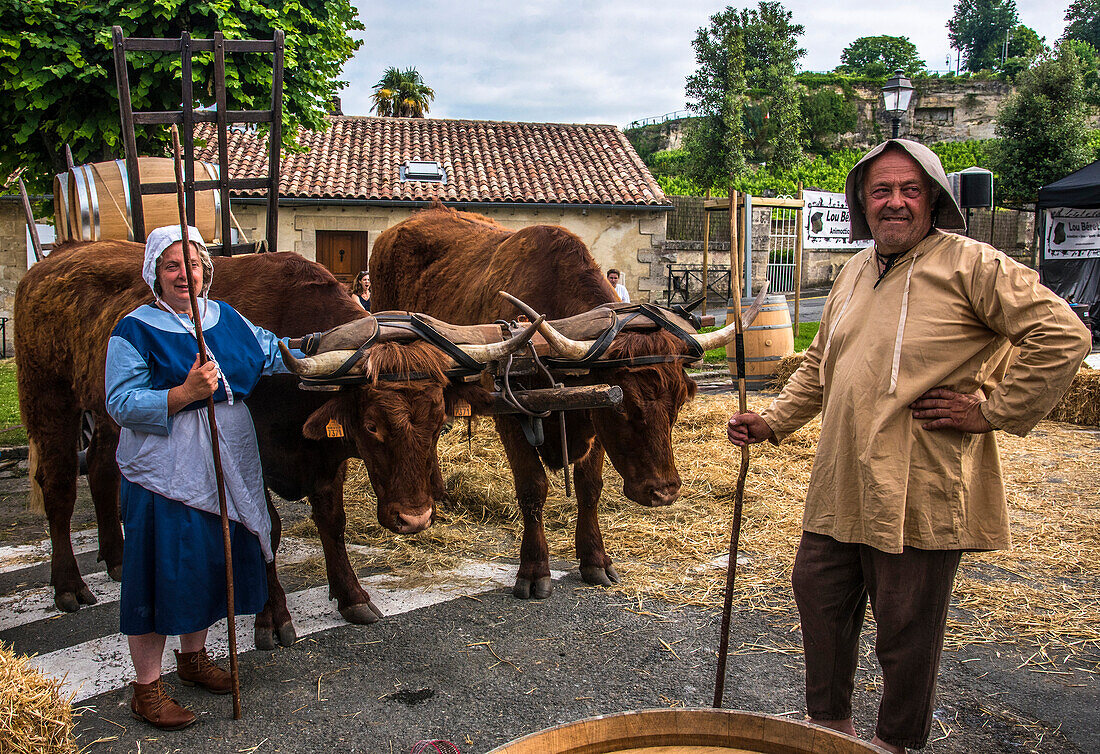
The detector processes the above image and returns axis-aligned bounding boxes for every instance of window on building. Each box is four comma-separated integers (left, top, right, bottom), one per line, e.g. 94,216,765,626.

400,160,446,183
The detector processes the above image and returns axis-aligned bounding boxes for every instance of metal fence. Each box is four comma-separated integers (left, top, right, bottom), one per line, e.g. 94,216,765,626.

666,265,732,306
765,206,800,294
667,196,731,244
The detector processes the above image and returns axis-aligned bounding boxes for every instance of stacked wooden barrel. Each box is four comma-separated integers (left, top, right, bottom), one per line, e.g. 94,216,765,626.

53,157,220,243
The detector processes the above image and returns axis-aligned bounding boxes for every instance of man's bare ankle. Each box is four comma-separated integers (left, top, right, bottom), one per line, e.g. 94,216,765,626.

810,717,857,736
870,735,905,754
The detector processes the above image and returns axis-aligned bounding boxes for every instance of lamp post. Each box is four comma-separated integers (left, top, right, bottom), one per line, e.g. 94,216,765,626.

881,70,915,139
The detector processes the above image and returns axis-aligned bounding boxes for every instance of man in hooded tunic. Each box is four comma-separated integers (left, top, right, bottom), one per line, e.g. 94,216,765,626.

727,140,1091,752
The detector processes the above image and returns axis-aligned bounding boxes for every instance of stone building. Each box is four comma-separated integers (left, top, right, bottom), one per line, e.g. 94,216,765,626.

195,116,672,302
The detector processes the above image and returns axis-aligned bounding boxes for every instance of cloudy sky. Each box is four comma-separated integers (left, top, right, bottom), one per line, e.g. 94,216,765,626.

339,0,1067,127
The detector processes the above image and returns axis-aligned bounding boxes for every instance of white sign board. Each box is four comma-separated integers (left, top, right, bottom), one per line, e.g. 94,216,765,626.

1044,208,1100,260
801,190,873,250
27,223,55,268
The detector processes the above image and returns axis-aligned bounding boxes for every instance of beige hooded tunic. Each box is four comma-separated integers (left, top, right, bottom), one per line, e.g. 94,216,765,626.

759,230,1091,553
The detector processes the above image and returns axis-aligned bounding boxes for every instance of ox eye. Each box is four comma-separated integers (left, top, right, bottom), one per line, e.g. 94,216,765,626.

365,421,379,434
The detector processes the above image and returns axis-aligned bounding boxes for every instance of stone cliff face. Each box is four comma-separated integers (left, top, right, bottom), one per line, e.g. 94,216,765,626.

647,78,1017,151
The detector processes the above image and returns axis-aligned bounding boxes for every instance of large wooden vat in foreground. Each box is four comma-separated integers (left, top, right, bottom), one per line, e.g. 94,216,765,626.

486,709,881,754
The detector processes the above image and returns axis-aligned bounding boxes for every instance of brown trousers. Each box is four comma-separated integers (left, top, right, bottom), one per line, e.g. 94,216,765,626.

791,532,962,750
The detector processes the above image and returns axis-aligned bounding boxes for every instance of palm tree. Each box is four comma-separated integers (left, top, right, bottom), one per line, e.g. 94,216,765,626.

370,67,435,118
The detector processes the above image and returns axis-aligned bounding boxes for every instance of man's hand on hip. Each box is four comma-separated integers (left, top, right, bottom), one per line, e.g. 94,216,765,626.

910,387,993,434
727,412,776,446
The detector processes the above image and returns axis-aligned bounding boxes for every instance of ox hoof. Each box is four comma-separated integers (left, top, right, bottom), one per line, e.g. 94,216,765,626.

277,621,298,647
107,564,123,582
254,627,276,651
340,601,382,625
512,576,552,600
55,586,96,613
580,564,620,587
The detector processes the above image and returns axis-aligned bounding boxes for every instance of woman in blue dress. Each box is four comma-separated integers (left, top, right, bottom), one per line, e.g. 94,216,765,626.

105,225,293,729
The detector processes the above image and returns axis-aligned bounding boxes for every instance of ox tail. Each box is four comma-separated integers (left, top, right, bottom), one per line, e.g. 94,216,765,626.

27,440,44,514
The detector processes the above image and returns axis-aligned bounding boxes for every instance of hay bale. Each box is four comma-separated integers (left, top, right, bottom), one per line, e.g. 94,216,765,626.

1046,367,1100,427
0,642,76,753
766,353,805,391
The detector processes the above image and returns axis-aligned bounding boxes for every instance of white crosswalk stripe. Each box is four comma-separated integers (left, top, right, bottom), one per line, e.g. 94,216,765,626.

2,532,563,703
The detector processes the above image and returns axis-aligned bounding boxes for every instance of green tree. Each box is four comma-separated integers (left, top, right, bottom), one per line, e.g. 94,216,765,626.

836,35,926,77
1063,0,1100,49
989,48,1091,202
370,66,435,118
682,1,804,188
0,0,363,195
1002,25,1049,78
683,10,748,190
1059,38,1100,103
740,1,804,170
801,87,858,153
947,0,1019,72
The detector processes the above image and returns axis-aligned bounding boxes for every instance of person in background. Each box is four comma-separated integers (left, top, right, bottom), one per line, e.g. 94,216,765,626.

350,270,371,311
606,268,629,302
726,139,1090,753
105,226,296,730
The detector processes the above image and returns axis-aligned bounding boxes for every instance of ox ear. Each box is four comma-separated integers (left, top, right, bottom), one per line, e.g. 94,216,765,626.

302,395,353,441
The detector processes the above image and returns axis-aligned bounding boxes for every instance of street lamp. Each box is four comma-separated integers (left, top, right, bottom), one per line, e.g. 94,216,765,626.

881,70,915,139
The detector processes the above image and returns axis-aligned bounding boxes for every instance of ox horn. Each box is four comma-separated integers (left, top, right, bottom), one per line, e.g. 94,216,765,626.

498,291,595,361
279,342,359,377
452,315,545,364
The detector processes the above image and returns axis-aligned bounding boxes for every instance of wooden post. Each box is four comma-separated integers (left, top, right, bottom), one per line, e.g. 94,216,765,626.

701,190,711,317
19,179,43,263
794,182,803,339
729,190,740,306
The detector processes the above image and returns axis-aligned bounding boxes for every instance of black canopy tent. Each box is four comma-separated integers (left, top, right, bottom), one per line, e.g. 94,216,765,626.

1038,161,1100,341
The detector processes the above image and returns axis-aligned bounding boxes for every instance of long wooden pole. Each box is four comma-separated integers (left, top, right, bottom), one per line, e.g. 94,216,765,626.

170,125,242,719
714,181,751,709
794,182,803,339
701,189,711,317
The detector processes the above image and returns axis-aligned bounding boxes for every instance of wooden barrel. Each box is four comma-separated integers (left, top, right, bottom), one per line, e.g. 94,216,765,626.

726,294,794,390
67,158,220,243
487,708,881,753
52,172,72,242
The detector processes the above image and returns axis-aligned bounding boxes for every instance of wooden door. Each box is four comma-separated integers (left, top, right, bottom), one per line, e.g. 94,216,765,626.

316,230,368,285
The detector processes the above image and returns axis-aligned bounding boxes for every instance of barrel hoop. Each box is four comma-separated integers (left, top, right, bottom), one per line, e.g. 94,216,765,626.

744,323,794,331
73,165,97,242
727,355,784,363
115,160,133,241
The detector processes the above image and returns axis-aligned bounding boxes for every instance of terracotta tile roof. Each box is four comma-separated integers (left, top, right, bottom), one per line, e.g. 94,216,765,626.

194,116,667,207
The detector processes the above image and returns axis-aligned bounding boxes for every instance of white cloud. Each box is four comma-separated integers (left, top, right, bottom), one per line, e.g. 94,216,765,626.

341,0,1068,127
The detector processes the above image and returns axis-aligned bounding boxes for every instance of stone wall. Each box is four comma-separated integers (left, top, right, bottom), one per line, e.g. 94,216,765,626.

227,201,670,304
0,200,26,356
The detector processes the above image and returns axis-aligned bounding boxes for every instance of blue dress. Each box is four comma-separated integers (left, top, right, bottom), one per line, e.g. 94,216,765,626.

105,300,290,636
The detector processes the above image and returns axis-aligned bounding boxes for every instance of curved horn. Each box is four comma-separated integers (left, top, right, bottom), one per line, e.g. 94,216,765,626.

688,319,740,352
279,341,359,377
498,290,595,360
454,315,546,364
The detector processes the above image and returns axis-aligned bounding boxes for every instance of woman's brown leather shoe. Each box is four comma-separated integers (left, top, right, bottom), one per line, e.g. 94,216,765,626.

130,679,196,730
175,648,233,694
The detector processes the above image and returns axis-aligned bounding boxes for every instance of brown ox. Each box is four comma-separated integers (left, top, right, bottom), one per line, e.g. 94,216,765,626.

371,204,709,598
15,240,492,647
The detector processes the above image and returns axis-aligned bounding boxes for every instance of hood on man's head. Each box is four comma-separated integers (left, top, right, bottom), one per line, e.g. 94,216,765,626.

844,139,966,242
142,225,213,301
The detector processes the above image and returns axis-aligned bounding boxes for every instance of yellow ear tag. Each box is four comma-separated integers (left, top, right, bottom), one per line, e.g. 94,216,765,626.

325,418,345,438
453,400,472,418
